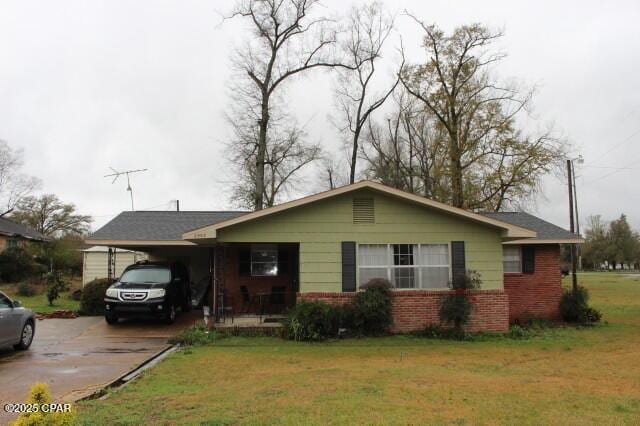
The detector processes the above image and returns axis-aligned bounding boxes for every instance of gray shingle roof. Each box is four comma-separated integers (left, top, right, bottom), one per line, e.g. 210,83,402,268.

0,217,47,241
480,212,580,241
89,211,248,241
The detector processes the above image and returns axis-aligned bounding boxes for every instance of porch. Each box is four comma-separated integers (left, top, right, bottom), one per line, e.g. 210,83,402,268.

212,243,298,324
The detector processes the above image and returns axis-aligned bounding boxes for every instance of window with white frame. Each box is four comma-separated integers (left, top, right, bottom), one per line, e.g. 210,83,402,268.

358,244,450,289
503,246,522,273
250,244,278,276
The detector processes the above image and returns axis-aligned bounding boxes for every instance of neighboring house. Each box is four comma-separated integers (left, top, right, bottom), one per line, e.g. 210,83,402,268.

82,246,148,286
86,181,583,332
0,216,47,253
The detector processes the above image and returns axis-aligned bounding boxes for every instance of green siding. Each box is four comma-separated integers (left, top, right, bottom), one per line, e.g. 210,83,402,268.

217,189,505,292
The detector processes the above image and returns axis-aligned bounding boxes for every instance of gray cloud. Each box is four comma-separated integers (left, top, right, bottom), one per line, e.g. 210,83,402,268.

0,0,638,231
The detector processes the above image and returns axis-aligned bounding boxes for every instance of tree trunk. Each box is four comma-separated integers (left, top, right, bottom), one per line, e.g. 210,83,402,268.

254,95,270,210
349,128,361,184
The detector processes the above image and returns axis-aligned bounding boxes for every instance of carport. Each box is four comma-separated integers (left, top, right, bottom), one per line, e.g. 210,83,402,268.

86,210,299,323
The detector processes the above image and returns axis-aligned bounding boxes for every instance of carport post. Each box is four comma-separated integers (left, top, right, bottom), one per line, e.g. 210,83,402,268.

210,247,217,323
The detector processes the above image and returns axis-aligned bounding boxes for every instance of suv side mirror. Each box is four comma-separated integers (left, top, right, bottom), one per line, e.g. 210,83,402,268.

12,300,22,308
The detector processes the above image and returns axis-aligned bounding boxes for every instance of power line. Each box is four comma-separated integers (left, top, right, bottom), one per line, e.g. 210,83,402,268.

584,127,640,166
585,156,640,184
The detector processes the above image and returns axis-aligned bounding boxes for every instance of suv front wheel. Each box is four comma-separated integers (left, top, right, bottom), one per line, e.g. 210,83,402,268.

105,314,119,325
163,304,176,324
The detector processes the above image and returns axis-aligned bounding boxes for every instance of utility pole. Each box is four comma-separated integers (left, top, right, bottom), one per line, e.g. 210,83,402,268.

567,160,578,293
572,165,582,270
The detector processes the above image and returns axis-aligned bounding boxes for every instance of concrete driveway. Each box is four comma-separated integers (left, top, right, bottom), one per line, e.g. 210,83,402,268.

0,312,201,423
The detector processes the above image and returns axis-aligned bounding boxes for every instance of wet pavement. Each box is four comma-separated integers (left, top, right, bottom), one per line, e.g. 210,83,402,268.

0,311,202,424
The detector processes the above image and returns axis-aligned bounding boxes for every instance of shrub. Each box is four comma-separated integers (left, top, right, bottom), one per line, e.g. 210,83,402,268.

12,382,75,426
79,278,113,316
352,278,393,336
0,247,39,283
560,286,602,324
284,300,336,341
17,282,37,297
440,270,482,331
44,271,69,306
169,325,219,346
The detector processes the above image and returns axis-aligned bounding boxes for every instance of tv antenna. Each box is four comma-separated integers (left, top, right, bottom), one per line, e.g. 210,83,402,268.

104,167,148,211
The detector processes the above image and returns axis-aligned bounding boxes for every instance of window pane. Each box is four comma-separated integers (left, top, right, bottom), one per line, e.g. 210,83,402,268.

504,261,521,273
359,244,388,266
420,244,449,266
420,267,450,289
359,267,388,286
251,244,278,263
251,263,278,276
392,267,416,288
393,244,415,266
503,246,521,273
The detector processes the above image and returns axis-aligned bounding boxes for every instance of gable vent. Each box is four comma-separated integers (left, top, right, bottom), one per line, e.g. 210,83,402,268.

353,197,375,224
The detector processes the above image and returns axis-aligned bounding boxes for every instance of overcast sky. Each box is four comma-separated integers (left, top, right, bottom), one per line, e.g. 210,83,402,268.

1,0,639,232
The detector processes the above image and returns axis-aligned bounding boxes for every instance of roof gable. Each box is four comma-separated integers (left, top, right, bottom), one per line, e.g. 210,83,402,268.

183,181,536,241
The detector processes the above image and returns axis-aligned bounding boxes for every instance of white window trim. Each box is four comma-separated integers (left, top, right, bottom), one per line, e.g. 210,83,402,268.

503,245,523,274
357,243,452,290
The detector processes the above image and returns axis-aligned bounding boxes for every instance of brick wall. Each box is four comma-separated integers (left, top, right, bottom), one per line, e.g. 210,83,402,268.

503,244,562,323
299,289,509,333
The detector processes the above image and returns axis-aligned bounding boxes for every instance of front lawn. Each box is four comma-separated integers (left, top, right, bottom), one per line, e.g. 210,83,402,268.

0,280,81,314
78,273,640,425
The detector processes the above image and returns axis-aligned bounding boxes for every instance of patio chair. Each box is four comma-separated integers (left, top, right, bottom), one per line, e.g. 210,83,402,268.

240,285,253,314
268,286,286,315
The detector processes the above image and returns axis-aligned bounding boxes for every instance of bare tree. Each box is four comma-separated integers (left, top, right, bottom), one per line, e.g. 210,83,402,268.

229,114,321,209
0,140,40,217
226,0,347,210
400,17,564,209
333,2,399,184
362,88,447,197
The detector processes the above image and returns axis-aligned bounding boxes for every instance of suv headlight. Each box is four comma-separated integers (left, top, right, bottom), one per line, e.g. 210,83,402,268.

148,288,166,299
105,288,118,298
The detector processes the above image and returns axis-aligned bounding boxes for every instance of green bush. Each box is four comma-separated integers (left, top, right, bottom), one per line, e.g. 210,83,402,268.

560,286,603,324
169,325,219,346
17,282,37,297
0,247,40,282
284,300,336,341
352,278,393,336
284,279,394,341
79,278,113,316
45,271,69,306
440,270,482,331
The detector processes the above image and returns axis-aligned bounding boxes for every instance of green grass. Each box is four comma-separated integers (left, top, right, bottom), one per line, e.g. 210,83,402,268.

0,283,80,313
78,273,640,425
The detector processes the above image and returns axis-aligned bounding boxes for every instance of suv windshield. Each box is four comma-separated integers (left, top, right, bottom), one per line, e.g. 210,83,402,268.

119,268,171,284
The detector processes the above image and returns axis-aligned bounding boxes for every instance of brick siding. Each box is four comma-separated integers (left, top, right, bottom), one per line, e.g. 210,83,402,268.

299,289,509,333
503,244,562,323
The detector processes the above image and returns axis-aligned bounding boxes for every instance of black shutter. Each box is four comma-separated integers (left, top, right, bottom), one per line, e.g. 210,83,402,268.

522,246,536,274
277,246,289,275
451,241,466,288
341,241,357,292
239,247,251,276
